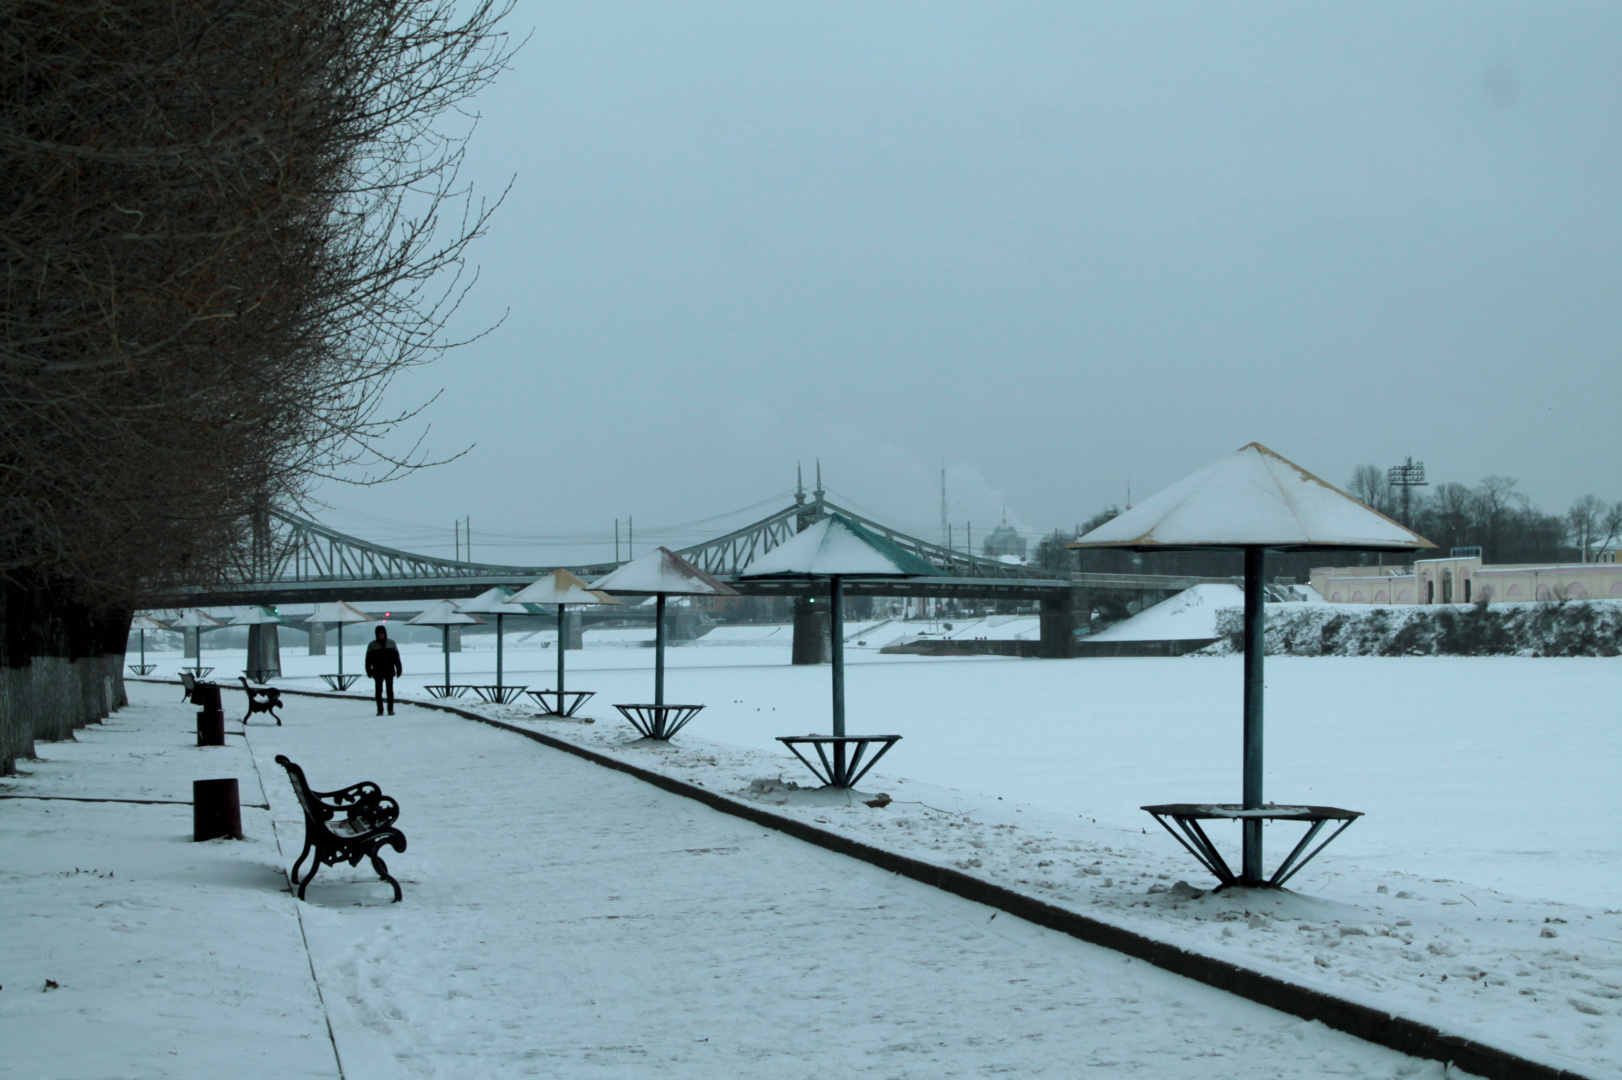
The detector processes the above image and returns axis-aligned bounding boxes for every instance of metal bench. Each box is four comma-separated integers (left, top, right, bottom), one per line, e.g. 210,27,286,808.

318,673,362,691
423,684,475,699
179,670,212,703
275,755,407,902
1142,803,1363,890
237,677,283,726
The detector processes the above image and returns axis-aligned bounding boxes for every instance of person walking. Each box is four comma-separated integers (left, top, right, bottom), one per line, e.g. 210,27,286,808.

366,624,403,715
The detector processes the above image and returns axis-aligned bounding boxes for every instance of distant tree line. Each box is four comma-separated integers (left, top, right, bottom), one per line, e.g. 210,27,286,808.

1031,471,1621,582
0,0,513,770
1344,467,1621,565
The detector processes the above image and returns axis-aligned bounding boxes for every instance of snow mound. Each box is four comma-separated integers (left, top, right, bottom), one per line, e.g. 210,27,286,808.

1085,584,1244,642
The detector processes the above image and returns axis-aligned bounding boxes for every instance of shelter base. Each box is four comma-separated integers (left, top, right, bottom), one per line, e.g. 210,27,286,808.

614,704,703,740
777,735,901,789
1142,803,1362,890
526,689,595,717
466,685,528,705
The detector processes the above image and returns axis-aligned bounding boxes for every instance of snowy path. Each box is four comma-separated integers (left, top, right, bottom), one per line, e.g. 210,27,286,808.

0,694,338,1079
4,684,1451,1079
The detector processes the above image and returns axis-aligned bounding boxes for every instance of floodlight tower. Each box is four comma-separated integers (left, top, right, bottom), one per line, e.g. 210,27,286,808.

1387,457,1428,528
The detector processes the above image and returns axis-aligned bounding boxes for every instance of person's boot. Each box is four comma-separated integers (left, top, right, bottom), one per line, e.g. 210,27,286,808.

388,707,394,715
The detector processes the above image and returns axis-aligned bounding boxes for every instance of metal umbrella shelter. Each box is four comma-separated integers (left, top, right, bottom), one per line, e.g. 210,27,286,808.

588,547,738,739
167,609,227,678
739,513,944,787
507,569,621,717
128,614,167,675
408,600,482,698
230,606,284,683
454,586,530,703
305,601,373,691
1070,443,1435,888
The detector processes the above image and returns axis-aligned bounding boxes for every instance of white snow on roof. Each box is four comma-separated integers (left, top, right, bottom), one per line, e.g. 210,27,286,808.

166,609,228,628
740,517,919,578
454,586,529,615
508,568,622,607
130,614,169,631
305,600,375,624
589,548,738,596
408,599,483,627
1072,444,1435,552
1085,584,1245,642
229,606,283,626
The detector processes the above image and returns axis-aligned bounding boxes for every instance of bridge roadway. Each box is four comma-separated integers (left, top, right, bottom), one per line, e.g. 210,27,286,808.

165,494,1234,658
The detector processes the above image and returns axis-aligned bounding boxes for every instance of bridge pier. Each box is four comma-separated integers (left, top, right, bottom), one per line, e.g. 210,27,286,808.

1039,593,1075,659
563,620,582,650
307,621,326,656
792,595,828,665
247,624,282,678
184,627,199,659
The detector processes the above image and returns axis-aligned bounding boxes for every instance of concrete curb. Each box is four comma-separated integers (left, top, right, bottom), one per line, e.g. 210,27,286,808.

139,679,1597,1080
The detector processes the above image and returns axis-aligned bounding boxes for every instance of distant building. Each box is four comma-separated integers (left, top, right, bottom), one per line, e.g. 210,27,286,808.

1311,555,1622,605
982,524,1027,559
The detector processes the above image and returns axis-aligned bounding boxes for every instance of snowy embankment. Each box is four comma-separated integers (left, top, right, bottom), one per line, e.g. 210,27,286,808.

4,685,1459,1079
1085,583,1245,641
1205,599,1622,657
456,695,1622,1080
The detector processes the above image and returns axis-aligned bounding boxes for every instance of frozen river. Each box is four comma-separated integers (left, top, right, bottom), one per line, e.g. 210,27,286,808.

165,637,1622,909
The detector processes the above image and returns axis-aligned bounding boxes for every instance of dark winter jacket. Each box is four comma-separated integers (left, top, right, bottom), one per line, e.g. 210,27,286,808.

365,638,403,679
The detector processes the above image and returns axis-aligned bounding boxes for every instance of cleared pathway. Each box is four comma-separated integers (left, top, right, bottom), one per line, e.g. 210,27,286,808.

1,683,1454,1078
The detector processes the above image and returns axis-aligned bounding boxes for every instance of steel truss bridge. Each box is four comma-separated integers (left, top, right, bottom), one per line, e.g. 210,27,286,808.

177,490,1071,608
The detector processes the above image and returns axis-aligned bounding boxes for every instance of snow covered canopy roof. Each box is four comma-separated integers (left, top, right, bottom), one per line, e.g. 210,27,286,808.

454,586,530,615
408,600,483,627
590,547,739,597
508,568,622,607
305,600,375,625
739,513,946,579
1070,443,1437,553
130,614,169,631
167,609,227,629
230,606,283,626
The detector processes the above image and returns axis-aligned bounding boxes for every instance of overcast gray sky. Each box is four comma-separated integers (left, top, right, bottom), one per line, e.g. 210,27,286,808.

311,1,1622,564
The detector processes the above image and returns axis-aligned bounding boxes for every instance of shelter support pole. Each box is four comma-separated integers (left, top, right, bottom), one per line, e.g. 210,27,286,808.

830,576,846,739
557,606,567,693
139,629,145,667
337,624,344,676
1242,545,1266,886
443,627,451,687
655,594,666,707
496,613,504,691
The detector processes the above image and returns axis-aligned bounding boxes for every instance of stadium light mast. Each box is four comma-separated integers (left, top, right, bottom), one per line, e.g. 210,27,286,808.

1387,457,1428,528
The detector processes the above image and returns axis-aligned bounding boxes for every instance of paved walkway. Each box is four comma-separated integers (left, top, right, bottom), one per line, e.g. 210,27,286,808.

0,683,1447,1078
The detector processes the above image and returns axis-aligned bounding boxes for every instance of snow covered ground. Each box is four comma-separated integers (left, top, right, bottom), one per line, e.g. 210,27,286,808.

1,685,1472,1079
96,640,1622,1074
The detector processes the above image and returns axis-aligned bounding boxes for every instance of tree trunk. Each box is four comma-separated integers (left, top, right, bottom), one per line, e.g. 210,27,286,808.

0,572,129,774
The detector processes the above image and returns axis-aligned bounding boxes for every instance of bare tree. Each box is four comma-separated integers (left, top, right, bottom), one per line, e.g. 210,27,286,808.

1,0,515,770
1472,476,1524,561
1347,465,1393,516
1566,495,1607,562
